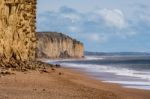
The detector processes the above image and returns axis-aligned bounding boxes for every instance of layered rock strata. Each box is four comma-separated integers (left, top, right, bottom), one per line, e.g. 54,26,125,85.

36,32,84,58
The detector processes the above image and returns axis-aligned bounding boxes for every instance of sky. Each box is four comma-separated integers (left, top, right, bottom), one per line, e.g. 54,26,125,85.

37,0,150,52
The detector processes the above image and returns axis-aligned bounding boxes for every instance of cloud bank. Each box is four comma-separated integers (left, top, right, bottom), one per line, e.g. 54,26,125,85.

37,2,150,52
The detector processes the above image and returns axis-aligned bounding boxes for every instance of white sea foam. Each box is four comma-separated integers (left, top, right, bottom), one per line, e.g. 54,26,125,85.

60,63,150,81
42,56,104,63
46,57,150,90
84,56,104,60
103,81,150,86
103,81,150,90
124,85,150,90
59,62,150,90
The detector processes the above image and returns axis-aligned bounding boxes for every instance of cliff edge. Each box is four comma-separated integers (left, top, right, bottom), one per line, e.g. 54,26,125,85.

36,32,84,58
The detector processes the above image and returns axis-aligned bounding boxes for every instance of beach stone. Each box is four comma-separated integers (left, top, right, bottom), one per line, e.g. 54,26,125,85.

42,89,46,91
55,64,61,68
59,72,62,75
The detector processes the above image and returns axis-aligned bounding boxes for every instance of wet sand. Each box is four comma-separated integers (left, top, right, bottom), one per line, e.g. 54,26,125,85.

0,67,150,99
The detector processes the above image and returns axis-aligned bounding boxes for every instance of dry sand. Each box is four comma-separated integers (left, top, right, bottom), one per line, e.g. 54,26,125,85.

0,67,150,99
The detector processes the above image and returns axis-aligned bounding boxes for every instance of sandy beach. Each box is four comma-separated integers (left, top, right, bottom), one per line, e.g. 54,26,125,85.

0,67,150,99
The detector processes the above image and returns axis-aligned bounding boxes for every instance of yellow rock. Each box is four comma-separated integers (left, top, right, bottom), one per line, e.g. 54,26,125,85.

0,0,36,61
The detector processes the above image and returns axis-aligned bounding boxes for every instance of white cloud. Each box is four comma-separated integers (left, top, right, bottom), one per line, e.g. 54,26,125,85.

89,34,100,41
61,13,81,23
85,33,107,42
115,31,137,39
139,14,150,23
96,8,127,29
37,6,141,41
68,26,80,32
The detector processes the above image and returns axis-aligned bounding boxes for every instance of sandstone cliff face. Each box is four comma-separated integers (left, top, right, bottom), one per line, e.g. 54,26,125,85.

0,0,36,61
36,32,84,58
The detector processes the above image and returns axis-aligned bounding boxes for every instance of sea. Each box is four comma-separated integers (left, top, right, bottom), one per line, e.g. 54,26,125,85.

46,53,150,90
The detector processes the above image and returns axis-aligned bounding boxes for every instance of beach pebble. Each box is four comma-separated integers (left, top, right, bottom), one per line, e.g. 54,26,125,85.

42,89,46,91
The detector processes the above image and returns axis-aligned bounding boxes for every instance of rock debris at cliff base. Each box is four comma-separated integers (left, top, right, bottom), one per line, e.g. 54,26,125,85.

0,0,84,71
0,58,55,72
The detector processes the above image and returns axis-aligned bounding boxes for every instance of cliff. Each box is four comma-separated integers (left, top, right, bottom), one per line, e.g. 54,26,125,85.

36,32,84,58
0,0,36,61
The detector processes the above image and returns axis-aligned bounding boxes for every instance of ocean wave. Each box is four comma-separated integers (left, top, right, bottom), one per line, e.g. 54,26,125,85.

45,57,150,90
84,56,104,60
103,81,150,86
59,63,150,81
103,81,150,90
42,56,104,63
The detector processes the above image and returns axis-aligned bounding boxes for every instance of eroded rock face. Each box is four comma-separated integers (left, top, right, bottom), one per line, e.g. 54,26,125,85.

0,0,36,61
36,32,84,58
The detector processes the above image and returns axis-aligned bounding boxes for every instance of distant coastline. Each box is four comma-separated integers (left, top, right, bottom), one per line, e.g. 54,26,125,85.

85,51,150,56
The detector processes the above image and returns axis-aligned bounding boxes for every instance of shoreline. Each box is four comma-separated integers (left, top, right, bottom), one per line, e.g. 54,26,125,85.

0,66,150,99
50,58,150,91
64,67,150,91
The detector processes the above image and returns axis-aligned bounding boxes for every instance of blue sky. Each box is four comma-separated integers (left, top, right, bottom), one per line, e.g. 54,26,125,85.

37,0,150,52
